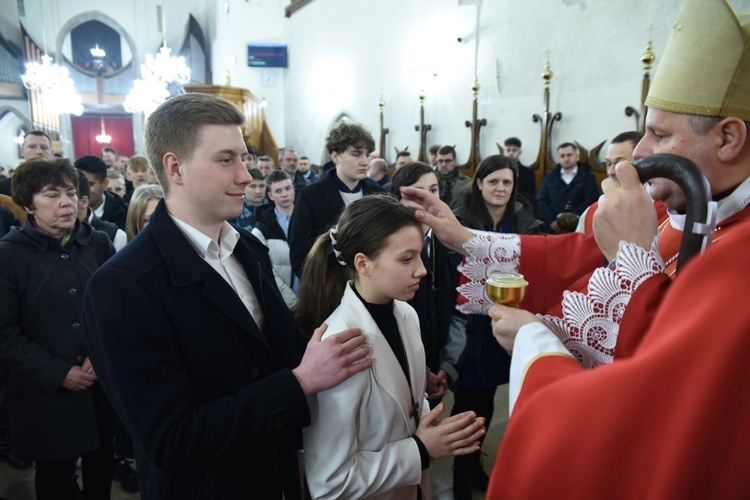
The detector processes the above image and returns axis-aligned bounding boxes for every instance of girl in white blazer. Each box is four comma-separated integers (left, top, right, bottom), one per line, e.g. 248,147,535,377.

298,195,485,499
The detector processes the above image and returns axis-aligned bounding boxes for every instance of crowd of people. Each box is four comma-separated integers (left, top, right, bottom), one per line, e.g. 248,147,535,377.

2,0,750,498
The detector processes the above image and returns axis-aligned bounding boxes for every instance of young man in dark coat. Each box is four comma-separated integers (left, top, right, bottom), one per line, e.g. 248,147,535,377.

81,93,372,500
75,155,127,230
288,122,384,277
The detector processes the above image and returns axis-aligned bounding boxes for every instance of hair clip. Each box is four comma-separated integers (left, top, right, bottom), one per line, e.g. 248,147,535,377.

329,227,347,266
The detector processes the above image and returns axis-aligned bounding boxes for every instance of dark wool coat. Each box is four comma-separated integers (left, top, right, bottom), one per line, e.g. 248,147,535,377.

0,219,114,460
82,200,309,499
288,170,384,277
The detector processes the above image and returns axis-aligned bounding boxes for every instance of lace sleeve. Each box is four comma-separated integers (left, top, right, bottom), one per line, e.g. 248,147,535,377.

539,238,665,369
457,231,521,314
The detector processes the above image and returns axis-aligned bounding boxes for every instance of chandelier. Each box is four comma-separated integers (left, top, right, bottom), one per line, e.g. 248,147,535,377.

22,54,84,116
141,45,191,85
124,7,191,115
95,116,111,144
21,0,83,117
90,44,107,75
90,44,105,58
123,78,170,116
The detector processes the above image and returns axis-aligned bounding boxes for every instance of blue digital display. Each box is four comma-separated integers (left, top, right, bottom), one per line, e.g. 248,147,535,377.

247,44,288,68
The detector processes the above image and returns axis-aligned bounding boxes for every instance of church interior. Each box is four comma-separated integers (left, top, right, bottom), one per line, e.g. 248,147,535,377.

2,0,749,498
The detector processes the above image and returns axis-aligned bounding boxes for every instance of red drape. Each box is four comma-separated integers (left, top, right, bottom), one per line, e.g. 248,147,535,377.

71,115,134,160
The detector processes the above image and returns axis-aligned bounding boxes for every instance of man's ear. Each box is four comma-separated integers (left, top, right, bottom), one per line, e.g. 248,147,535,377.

717,116,747,163
163,152,183,186
353,252,370,277
330,151,340,165
102,177,110,189
79,195,90,211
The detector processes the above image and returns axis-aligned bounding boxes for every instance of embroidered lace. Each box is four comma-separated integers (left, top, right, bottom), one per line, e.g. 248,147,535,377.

457,231,521,315
540,239,665,368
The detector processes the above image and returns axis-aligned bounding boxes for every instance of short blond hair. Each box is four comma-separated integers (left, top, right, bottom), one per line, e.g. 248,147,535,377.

127,155,150,173
145,93,245,195
106,169,124,181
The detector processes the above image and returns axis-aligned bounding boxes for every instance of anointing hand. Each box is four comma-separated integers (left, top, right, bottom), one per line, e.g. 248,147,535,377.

399,186,473,255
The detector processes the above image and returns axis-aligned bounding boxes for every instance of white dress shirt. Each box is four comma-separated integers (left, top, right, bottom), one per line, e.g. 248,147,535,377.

170,215,265,331
560,166,578,185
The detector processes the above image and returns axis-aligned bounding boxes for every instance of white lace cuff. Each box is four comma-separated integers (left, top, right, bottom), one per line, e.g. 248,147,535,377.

457,231,521,314
539,238,664,369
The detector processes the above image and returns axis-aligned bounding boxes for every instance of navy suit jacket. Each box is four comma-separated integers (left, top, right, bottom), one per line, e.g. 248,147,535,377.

82,200,309,499
536,163,599,232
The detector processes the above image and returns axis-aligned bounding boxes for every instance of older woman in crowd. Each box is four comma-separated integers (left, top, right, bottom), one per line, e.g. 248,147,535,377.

0,158,115,499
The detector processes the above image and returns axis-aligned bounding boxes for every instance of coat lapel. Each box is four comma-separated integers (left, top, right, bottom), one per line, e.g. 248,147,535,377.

149,201,272,353
341,286,424,431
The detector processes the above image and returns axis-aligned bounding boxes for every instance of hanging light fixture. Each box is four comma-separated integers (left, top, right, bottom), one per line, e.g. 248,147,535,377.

123,78,169,115
90,44,105,58
124,3,191,114
95,116,111,144
139,45,191,85
90,44,107,75
21,1,83,116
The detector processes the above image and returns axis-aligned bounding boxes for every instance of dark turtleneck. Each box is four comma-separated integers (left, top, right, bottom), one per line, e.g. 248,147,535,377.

351,283,410,384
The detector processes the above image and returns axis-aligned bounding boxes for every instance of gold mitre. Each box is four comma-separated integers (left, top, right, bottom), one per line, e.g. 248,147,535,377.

646,0,750,120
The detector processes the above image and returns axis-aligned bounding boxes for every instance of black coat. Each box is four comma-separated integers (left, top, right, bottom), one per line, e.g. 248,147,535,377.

288,170,384,276
0,207,19,237
89,211,118,242
408,235,466,383
0,177,11,196
0,219,114,460
517,162,536,199
81,200,310,500
100,189,127,230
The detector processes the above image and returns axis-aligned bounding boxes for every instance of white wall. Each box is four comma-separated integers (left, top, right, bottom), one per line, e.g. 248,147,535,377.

210,0,289,146
283,0,750,166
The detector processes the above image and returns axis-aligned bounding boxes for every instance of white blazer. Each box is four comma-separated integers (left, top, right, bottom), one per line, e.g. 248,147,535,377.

303,284,431,499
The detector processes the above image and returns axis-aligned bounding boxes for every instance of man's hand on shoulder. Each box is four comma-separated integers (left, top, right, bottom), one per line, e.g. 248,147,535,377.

292,323,372,396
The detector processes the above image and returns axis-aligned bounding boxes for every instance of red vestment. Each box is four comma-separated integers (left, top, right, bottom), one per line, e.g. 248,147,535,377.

614,205,750,360
487,214,750,499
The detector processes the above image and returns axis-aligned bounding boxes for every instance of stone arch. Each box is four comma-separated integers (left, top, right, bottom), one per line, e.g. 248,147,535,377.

0,106,31,131
55,11,139,79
